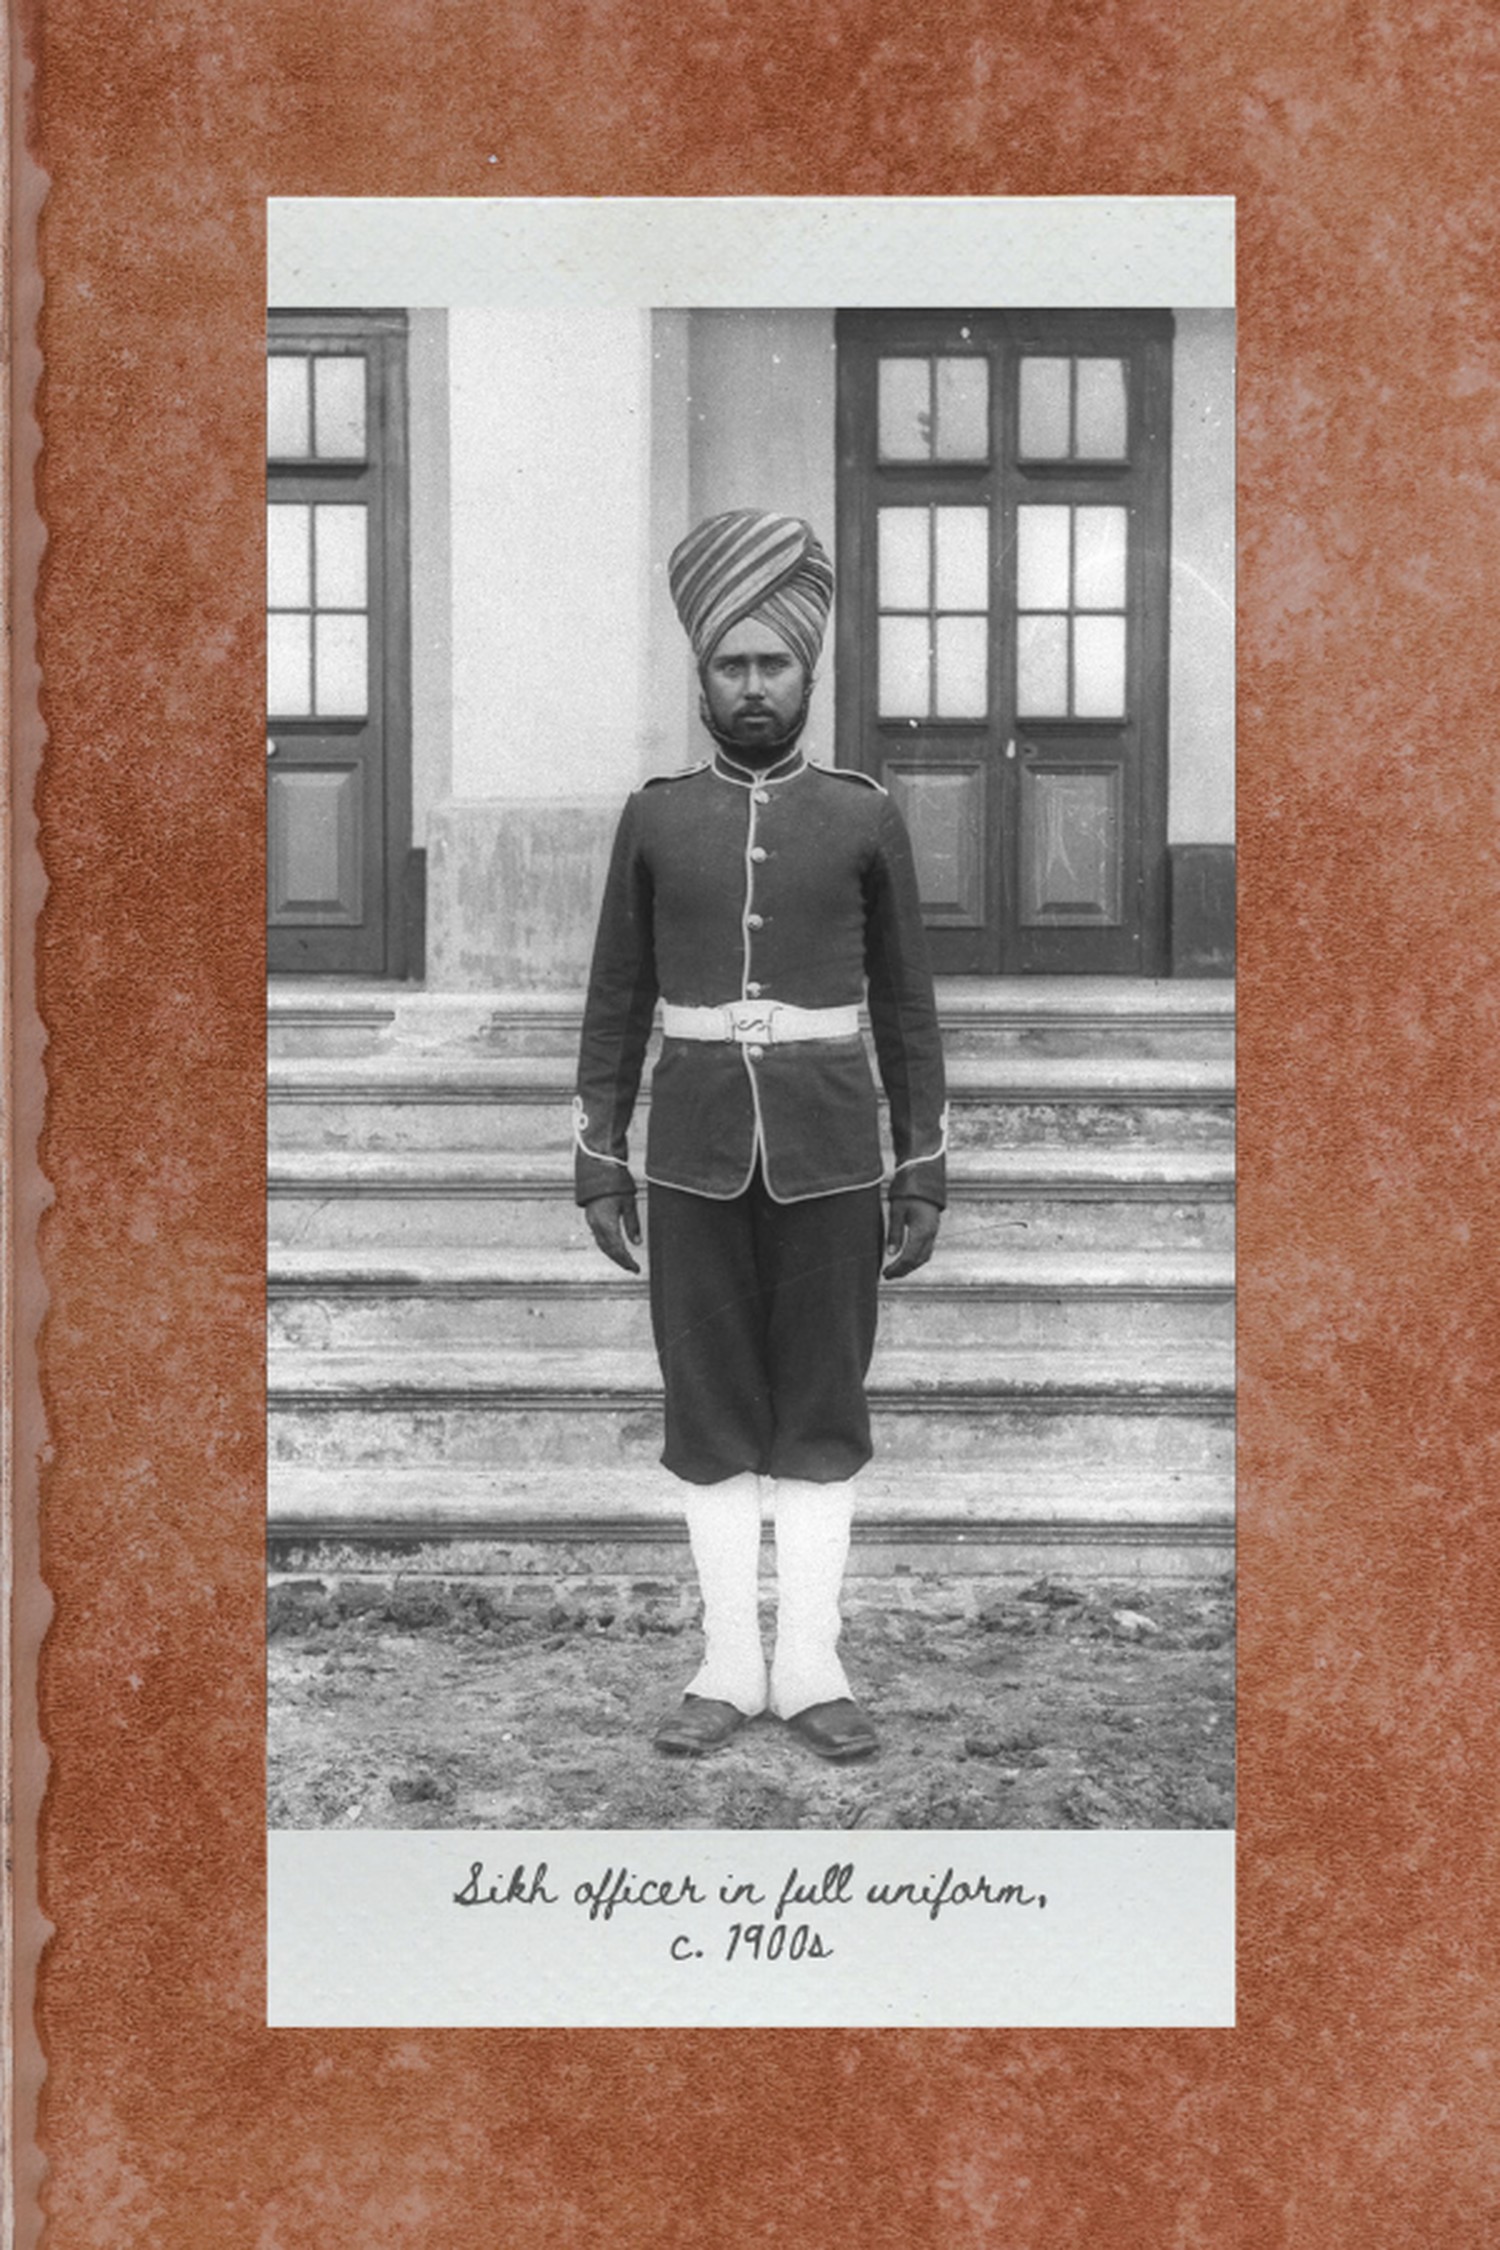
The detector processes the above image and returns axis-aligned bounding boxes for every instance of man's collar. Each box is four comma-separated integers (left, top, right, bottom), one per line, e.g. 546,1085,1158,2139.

711,744,807,788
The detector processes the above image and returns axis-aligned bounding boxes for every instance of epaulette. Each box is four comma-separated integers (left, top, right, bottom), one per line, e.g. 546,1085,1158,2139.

815,762,887,793
643,760,710,787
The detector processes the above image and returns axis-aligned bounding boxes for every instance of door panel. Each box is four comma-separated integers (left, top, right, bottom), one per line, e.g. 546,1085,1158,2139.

837,312,1172,975
266,312,410,978
267,759,365,925
884,760,988,926
1019,758,1122,926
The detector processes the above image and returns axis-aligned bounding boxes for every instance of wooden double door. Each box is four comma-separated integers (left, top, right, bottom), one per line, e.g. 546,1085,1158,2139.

836,310,1173,975
266,310,411,978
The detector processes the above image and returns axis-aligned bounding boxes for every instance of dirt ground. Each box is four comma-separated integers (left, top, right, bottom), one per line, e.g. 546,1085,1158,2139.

268,1567,1234,1831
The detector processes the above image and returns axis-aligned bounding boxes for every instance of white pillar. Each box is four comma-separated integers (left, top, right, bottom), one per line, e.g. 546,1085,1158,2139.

427,309,655,987
448,307,653,804
1169,309,1236,846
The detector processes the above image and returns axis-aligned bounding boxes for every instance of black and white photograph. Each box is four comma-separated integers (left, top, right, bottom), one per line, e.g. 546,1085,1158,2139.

264,204,1235,2019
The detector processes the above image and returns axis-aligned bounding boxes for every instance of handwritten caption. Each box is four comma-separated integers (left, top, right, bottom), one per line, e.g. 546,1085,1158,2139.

454,1858,1046,1964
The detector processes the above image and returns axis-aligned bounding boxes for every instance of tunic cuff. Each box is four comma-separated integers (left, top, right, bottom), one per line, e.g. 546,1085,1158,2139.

573,1095,637,1206
576,1156,638,1207
888,1157,946,1210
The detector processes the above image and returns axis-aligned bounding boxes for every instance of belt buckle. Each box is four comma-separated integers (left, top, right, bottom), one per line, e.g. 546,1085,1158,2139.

728,1000,778,1044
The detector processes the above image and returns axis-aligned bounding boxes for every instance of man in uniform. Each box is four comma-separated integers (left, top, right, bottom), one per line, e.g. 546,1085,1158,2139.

574,508,946,1762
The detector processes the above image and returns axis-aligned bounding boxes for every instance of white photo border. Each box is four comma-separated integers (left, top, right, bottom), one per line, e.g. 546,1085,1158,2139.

266,194,1235,2031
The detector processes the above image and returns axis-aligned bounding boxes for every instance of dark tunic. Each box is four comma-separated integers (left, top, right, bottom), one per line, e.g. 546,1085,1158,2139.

573,745,947,1209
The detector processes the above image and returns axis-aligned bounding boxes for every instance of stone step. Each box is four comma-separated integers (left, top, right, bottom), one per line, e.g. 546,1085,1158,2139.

268,1244,1236,1354
267,1459,1234,1553
267,1050,1236,1154
268,978,1236,1062
268,1467,1234,1581
268,1340,1235,1475
932,980,1234,1060
266,1000,400,1058
274,1401,1232,1482
267,1145,1236,1253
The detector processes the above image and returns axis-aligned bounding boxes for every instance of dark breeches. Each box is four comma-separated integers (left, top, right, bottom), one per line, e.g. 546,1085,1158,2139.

646,1168,885,1486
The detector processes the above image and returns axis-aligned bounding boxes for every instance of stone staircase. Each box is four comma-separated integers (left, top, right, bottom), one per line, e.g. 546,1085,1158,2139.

267,979,1235,1580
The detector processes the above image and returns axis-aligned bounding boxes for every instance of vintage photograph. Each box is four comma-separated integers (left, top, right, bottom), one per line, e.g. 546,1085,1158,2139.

266,277,1235,1834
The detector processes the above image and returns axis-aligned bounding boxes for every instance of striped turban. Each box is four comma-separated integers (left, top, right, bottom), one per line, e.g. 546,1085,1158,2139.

668,510,834,676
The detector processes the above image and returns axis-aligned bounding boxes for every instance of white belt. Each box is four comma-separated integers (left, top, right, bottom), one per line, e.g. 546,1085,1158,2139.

661,1000,861,1045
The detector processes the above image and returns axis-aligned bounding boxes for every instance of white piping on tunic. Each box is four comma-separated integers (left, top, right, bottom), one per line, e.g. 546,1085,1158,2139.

642,1162,888,1206
735,775,767,1188
572,1095,632,1172
711,745,806,790
890,1101,951,1182
739,780,758,1006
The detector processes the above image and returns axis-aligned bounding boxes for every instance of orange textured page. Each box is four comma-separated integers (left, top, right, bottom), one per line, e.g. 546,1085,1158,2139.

13,3,1500,2243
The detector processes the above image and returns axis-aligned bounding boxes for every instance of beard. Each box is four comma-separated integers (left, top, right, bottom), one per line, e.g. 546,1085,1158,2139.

699,686,812,767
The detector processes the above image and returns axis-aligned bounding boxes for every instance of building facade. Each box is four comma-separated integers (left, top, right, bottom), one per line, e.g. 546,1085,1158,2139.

267,304,1234,990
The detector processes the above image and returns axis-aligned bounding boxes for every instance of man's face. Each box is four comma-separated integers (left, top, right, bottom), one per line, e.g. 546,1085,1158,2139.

702,618,809,753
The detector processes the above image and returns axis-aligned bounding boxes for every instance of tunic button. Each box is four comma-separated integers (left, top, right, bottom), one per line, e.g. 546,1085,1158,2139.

746,1044,764,1059
753,790,770,804
751,847,768,862
747,913,764,929
746,983,763,997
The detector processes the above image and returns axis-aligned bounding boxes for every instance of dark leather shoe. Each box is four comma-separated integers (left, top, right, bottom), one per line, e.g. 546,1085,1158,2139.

653,1695,748,1757
784,1698,879,1761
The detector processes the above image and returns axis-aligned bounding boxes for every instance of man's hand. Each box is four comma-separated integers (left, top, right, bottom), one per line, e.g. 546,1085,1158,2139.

585,1192,643,1274
883,1196,941,1280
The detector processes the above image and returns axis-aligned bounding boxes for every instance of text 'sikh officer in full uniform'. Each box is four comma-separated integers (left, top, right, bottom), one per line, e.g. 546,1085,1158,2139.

575,509,947,1762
